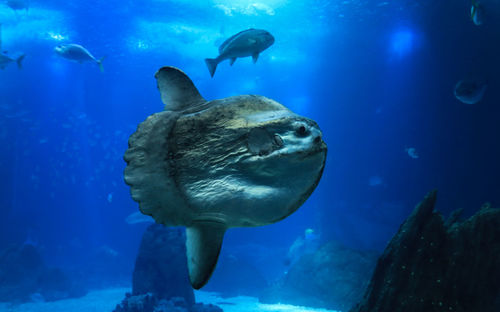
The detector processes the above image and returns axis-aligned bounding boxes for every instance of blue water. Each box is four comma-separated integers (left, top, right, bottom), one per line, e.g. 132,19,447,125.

1,0,500,295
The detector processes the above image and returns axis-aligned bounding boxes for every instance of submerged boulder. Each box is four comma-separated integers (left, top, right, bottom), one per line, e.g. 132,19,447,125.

0,244,86,302
133,224,194,305
114,224,222,312
259,240,378,311
351,191,500,312
113,293,222,312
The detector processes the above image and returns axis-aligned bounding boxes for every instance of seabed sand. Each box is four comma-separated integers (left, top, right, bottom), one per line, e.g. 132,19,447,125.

195,291,340,312
0,288,340,312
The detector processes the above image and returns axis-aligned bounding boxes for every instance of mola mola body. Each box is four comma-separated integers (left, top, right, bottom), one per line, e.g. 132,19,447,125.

124,66,326,289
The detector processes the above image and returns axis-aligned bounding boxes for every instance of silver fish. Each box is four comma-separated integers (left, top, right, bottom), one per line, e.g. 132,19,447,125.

205,28,274,77
0,52,24,69
471,0,484,26
5,0,28,11
454,79,487,104
54,44,105,72
0,24,24,69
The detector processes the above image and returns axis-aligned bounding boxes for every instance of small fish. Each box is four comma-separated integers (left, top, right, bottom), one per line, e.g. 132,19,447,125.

405,147,419,159
454,79,487,104
0,24,24,69
471,0,484,26
0,52,24,69
5,0,28,11
125,211,154,224
205,28,274,77
54,44,105,72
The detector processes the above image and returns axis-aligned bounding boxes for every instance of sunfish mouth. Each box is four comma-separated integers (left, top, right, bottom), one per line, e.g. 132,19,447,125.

268,139,326,159
240,140,326,177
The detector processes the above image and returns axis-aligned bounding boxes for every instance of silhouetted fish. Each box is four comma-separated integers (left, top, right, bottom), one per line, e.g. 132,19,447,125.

205,28,274,77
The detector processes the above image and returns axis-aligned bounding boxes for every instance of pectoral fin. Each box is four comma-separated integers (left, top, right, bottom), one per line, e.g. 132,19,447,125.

230,57,236,66
186,222,227,289
252,53,259,63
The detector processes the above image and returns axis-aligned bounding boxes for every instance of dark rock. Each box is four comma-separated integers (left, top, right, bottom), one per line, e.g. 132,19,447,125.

259,240,378,311
113,293,223,312
132,224,194,306
113,293,158,312
351,191,500,312
190,302,223,312
204,254,268,297
0,244,44,302
0,244,86,302
114,224,223,312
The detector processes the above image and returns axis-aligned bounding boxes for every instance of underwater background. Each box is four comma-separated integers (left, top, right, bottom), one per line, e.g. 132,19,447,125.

1,0,500,310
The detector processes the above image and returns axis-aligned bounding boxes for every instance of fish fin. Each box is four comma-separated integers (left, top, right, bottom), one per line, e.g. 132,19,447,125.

97,56,105,72
125,211,154,225
16,54,25,69
154,66,206,111
229,57,236,66
205,58,218,77
186,222,226,289
252,53,259,63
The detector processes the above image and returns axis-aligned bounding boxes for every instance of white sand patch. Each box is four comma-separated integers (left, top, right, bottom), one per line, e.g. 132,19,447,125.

0,288,129,312
195,291,340,312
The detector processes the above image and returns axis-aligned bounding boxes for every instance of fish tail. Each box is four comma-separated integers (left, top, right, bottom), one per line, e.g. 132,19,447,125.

97,56,105,72
16,54,25,69
205,58,218,78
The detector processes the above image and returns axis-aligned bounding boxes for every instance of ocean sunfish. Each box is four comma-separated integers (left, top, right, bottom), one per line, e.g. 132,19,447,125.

205,28,274,77
123,66,327,289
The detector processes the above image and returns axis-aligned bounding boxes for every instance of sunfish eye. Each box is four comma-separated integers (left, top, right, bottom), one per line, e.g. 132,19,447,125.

296,124,307,136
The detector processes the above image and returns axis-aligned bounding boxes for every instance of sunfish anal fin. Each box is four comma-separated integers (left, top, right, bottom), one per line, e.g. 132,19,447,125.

155,66,206,111
229,57,236,66
186,222,226,289
252,53,259,63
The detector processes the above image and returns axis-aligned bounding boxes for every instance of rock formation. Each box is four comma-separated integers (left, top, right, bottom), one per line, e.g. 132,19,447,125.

132,224,194,305
114,224,221,312
351,190,500,312
0,243,86,302
259,240,378,311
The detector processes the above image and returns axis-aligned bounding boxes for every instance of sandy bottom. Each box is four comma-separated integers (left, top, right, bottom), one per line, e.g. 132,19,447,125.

0,288,339,312
195,291,339,312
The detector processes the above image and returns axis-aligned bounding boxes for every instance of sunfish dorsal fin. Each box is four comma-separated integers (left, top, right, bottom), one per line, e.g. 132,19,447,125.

154,66,206,111
186,222,226,289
